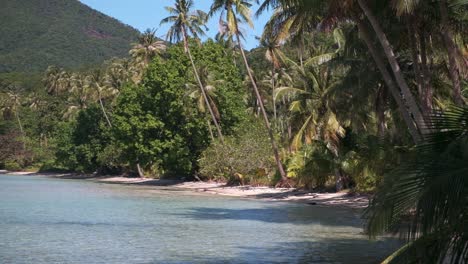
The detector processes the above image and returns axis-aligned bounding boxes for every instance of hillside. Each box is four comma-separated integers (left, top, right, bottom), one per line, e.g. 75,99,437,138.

0,0,140,73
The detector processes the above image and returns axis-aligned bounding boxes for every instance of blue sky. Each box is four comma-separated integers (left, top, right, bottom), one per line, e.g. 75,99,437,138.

79,0,272,50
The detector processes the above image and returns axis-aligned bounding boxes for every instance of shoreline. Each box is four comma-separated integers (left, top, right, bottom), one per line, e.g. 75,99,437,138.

3,171,370,209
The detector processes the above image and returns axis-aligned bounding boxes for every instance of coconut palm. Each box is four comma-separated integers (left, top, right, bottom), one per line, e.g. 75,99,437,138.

130,29,166,68
275,46,347,190
85,69,114,127
186,66,223,140
209,0,288,183
258,0,427,143
365,105,468,263
161,0,225,143
258,34,287,120
43,66,71,96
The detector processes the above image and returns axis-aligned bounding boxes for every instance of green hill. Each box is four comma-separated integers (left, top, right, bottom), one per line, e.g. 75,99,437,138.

0,0,140,73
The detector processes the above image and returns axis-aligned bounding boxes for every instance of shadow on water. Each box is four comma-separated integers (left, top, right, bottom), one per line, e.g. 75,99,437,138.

142,238,401,264
173,206,363,227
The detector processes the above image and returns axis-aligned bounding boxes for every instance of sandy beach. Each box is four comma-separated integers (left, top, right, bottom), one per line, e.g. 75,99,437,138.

4,171,370,209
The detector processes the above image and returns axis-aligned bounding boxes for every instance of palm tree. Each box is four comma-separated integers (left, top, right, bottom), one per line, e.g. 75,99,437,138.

258,34,286,121
161,0,225,143
209,0,288,183
439,0,465,105
186,66,223,140
356,0,427,135
275,47,347,190
365,106,468,263
43,66,70,96
0,84,26,149
130,29,166,68
257,0,427,143
85,69,113,127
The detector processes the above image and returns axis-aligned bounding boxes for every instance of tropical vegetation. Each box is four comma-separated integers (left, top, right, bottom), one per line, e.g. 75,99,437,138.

0,0,467,261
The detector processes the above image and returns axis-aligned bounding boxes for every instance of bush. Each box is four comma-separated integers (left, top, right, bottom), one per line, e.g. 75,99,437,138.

4,160,21,171
199,119,275,185
286,142,335,189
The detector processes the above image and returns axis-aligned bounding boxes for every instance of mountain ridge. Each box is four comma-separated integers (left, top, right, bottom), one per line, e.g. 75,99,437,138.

0,0,140,73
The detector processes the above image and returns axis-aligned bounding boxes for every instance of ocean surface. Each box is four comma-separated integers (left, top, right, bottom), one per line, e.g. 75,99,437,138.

0,174,401,263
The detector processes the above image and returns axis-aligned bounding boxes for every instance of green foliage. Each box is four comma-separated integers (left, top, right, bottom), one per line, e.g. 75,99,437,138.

4,160,21,171
190,39,247,133
113,46,209,177
199,118,275,185
54,105,111,173
0,0,139,73
287,142,335,189
365,106,468,263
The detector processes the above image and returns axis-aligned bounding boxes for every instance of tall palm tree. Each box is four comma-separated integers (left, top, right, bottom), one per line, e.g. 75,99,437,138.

161,0,225,143
85,69,113,127
258,34,286,120
257,0,427,143
186,66,223,140
356,0,427,135
209,0,288,183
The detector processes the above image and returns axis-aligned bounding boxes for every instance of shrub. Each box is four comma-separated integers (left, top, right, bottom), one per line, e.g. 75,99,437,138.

199,119,275,185
4,160,21,171
286,142,335,189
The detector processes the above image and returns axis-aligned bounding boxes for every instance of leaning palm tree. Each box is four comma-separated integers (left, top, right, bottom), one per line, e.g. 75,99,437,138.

186,66,223,140
85,69,113,127
365,105,468,263
209,0,288,183
258,0,427,144
161,0,224,142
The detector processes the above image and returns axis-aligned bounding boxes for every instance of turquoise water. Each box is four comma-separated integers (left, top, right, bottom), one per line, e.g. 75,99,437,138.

0,174,400,263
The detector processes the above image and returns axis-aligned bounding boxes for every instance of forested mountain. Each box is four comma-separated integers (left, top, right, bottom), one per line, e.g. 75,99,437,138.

0,0,140,73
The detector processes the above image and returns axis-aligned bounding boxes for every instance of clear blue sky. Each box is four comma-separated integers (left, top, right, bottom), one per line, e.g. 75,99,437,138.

79,0,272,50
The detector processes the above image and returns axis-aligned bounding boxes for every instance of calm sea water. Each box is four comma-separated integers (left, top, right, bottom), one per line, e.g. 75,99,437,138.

0,174,401,263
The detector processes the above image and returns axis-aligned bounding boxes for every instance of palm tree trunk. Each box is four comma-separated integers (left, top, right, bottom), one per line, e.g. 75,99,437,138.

182,28,225,143
98,97,112,128
235,32,288,182
272,65,277,121
136,163,145,178
207,119,215,141
407,17,424,105
439,0,464,105
14,107,26,150
419,29,433,113
376,85,386,138
357,0,426,135
357,19,422,143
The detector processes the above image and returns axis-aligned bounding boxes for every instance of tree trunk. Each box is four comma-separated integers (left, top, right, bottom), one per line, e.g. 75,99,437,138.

407,17,424,106
98,95,112,128
419,29,433,113
271,65,277,121
14,107,26,150
439,0,464,105
235,32,288,182
207,119,215,141
136,163,145,178
182,27,225,143
357,19,422,143
357,0,426,135
376,85,387,138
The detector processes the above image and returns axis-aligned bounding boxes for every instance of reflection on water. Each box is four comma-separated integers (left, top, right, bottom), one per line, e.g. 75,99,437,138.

0,175,401,263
